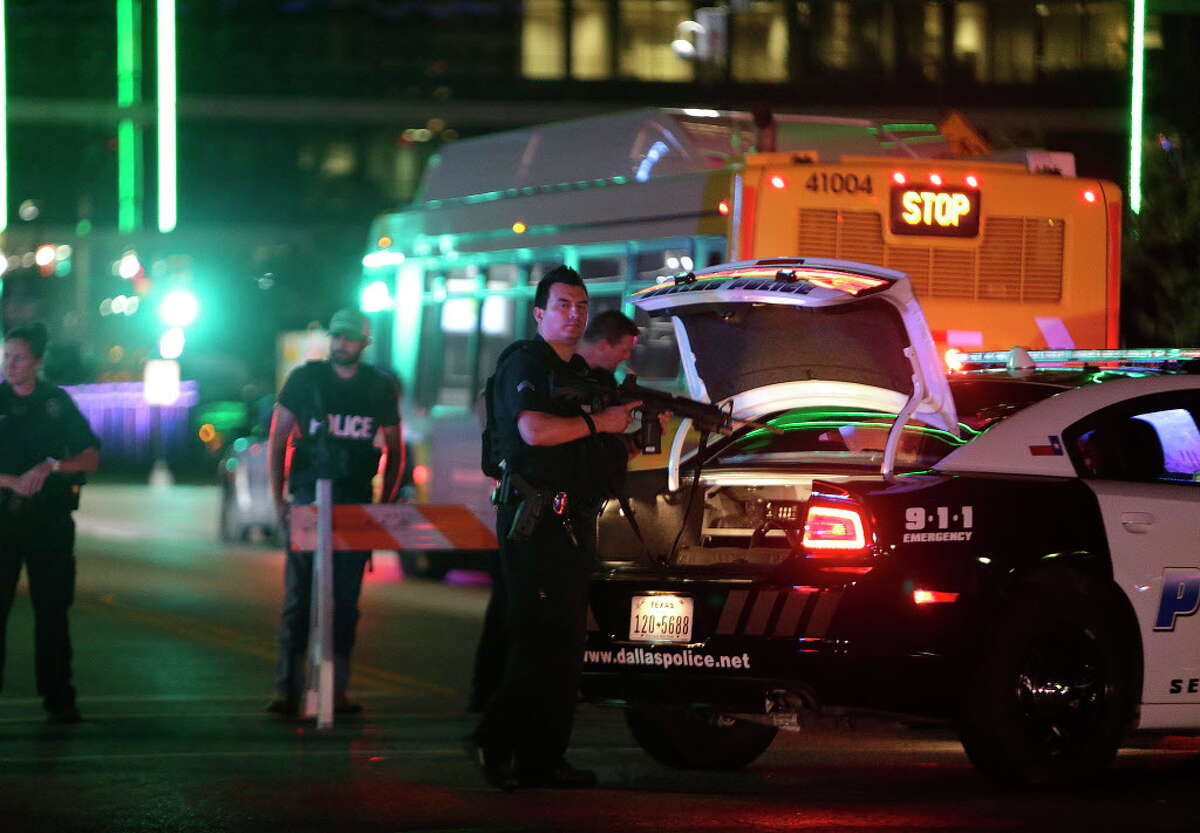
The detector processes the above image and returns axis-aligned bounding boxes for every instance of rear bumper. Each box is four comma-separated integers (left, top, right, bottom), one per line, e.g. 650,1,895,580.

583,568,968,717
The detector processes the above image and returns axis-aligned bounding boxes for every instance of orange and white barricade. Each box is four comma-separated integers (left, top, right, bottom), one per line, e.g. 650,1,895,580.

289,503,498,552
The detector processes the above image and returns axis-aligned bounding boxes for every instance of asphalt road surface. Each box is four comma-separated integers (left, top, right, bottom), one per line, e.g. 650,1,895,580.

0,484,1196,833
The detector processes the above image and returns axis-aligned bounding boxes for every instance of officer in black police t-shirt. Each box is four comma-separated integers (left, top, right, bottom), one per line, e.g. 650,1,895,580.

469,267,638,791
265,308,403,717
0,323,100,724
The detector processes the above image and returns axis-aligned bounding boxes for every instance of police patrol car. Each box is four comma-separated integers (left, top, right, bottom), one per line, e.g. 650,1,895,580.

580,256,1200,784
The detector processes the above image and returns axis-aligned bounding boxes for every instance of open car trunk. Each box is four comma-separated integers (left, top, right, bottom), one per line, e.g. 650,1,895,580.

597,259,963,570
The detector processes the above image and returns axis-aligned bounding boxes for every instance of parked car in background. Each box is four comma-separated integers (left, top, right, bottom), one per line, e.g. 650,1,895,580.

218,435,278,544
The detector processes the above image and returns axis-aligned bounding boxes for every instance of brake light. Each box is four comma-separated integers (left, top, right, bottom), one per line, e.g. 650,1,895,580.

802,504,867,552
913,589,959,605
801,272,888,295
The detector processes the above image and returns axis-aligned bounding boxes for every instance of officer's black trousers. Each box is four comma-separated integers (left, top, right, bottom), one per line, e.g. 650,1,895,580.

475,502,592,775
275,547,371,699
468,554,508,712
0,514,77,712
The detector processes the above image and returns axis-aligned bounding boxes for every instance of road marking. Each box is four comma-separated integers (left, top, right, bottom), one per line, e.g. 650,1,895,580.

78,597,457,696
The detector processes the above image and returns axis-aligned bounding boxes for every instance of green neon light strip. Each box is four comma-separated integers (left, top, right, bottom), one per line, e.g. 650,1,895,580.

0,0,7,233
1129,0,1145,215
117,119,140,231
156,0,176,232
117,0,139,106
117,0,141,233
739,418,967,447
880,123,938,133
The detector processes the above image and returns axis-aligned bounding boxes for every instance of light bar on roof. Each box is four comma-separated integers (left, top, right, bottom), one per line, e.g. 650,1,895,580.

964,348,1200,365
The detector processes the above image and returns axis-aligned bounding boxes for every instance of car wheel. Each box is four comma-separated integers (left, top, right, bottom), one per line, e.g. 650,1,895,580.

219,486,244,544
625,704,777,770
958,569,1139,785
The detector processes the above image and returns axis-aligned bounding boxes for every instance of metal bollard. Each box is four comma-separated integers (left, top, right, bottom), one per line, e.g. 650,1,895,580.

302,477,336,729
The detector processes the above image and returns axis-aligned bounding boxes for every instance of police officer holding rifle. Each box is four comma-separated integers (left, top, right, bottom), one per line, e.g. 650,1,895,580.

470,267,637,790
467,310,653,716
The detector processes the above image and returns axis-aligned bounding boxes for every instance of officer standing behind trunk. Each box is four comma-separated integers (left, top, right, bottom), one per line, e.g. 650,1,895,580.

466,310,647,714
470,267,638,790
0,323,100,724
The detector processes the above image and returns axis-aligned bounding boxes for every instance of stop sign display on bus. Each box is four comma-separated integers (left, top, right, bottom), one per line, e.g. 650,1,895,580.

889,184,981,238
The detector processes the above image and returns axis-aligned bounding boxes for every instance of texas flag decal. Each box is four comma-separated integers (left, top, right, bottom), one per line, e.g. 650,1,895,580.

1028,435,1064,456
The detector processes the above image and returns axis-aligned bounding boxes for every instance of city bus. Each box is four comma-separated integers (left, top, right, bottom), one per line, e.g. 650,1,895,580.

358,107,1121,516
732,149,1120,353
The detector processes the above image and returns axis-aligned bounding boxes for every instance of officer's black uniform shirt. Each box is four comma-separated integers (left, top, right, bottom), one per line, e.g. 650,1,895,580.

493,336,606,503
278,360,400,503
0,381,100,514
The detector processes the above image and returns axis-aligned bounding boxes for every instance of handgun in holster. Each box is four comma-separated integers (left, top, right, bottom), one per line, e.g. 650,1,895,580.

502,470,548,544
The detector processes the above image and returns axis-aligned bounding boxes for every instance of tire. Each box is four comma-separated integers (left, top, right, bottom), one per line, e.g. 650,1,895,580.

958,569,1139,785
625,704,777,770
219,487,245,544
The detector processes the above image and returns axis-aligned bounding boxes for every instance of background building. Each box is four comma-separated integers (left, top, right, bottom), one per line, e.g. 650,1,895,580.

2,0,1197,400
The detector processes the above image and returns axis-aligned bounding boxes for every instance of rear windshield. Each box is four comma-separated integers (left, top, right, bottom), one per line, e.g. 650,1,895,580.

950,378,1069,430
711,408,966,472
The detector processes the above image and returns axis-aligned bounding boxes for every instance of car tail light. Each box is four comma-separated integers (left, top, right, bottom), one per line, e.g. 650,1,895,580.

802,505,867,551
797,490,874,565
913,589,959,605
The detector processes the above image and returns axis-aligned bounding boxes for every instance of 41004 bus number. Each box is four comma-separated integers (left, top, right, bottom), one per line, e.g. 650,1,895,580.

804,172,874,195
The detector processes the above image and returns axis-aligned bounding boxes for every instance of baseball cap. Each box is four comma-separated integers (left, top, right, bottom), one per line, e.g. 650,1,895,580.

329,308,370,340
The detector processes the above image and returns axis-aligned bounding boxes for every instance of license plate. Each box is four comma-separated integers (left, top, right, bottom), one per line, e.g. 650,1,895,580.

629,595,694,643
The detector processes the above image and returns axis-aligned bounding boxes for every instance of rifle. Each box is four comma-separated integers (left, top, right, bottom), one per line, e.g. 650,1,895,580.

550,372,780,454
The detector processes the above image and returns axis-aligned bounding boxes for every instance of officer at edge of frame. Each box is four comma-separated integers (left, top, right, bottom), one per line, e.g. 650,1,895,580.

469,266,638,791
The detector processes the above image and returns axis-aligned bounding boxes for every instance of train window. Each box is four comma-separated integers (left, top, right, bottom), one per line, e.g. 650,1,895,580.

437,269,480,408
635,248,692,282
579,255,624,282
479,264,519,384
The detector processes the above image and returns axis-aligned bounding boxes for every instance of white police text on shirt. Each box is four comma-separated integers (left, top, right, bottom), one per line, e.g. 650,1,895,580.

309,414,375,440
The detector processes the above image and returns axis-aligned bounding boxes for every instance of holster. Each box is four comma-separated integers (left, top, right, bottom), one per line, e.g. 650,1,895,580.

502,470,551,545
507,494,547,544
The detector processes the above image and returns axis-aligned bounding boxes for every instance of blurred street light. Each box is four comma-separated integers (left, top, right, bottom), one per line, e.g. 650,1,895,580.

159,288,198,327
159,326,185,359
